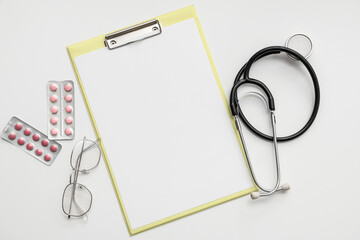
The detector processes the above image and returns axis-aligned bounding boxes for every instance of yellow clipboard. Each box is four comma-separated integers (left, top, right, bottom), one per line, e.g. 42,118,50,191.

68,5,256,235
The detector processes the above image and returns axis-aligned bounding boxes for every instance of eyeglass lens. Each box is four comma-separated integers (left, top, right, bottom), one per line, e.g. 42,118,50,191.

70,139,100,172
63,183,92,217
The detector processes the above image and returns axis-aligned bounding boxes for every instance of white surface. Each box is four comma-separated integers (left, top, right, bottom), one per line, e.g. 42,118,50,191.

0,0,359,239
74,18,253,228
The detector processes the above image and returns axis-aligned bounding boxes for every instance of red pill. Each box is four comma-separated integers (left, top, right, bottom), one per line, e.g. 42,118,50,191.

15,123,22,131
65,105,72,113
64,84,72,92
41,139,49,147
8,132,16,140
51,106,58,114
50,128,58,136
50,117,58,125
65,128,73,136
24,128,31,136
65,117,73,124
50,145,58,152
50,95,58,103
33,134,40,141
44,154,51,161
65,94,73,102
26,143,34,150
17,137,25,145
50,84,58,92
35,149,43,156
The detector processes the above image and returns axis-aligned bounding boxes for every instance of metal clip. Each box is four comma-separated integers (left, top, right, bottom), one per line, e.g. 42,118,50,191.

104,19,161,50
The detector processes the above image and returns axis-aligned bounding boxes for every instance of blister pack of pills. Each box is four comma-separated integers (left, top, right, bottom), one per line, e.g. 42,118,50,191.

1,116,62,166
47,80,75,140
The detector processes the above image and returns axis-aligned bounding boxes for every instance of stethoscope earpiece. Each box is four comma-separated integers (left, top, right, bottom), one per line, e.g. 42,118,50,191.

281,183,291,191
250,192,260,200
250,183,291,200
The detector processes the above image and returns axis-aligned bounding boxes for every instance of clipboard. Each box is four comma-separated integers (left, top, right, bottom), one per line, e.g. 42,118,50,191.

67,5,257,235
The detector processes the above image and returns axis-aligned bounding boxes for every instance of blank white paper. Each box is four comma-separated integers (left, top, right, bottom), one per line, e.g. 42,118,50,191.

75,18,253,229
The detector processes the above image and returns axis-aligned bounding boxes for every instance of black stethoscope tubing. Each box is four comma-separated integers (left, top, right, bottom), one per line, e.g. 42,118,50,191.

230,46,320,142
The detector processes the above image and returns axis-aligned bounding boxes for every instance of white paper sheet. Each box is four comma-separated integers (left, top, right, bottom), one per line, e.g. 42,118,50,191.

75,18,253,229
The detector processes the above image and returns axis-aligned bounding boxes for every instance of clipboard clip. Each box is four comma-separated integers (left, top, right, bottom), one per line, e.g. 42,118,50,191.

104,19,162,50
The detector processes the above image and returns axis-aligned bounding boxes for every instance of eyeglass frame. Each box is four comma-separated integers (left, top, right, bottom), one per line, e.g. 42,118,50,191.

61,137,101,219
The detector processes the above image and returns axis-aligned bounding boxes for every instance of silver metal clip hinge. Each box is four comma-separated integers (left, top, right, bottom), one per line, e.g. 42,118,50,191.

104,19,162,50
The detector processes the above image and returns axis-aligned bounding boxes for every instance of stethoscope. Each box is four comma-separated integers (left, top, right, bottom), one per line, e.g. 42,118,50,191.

229,34,320,199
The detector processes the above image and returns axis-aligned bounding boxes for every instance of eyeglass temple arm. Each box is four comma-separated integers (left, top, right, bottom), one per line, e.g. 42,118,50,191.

68,194,88,220
68,138,87,218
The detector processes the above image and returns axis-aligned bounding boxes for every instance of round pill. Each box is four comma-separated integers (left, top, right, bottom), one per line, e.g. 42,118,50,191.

65,105,72,113
65,117,73,124
17,137,25,145
26,143,34,150
65,128,73,136
15,123,22,131
51,106,58,114
65,94,73,102
24,128,31,136
41,139,49,147
8,132,16,140
32,134,40,141
50,128,58,136
64,83,72,92
50,145,58,152
50,117,58,125
44,154,51,161
35,149,43,156
50,84,58,92
50,95,58,103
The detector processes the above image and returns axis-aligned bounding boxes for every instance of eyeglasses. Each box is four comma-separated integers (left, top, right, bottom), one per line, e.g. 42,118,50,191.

62,137,101,220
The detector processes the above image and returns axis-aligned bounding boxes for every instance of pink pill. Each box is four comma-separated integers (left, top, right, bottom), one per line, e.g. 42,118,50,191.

50,117,58,125
15,123,22,131
50,128,58,136
65,94,73,102
50,145,58,152
65,105,72,113
35,149,43,156
32,134,40,141
64,83,72,92
17,137,25,145
65,128,73,136
8,132,16,140
44,154,51,161
50,84,58,92
24,128,31,136
65,117,73,124
50,95,58,103
41,139,49,147
51,106,58,114
26,143,34,150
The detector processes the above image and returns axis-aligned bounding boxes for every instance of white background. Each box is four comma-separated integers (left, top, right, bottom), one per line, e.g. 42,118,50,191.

0,0,359,239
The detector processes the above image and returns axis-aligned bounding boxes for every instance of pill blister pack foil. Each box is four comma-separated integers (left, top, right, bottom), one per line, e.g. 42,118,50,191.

1,116,62,166
47,80,75,140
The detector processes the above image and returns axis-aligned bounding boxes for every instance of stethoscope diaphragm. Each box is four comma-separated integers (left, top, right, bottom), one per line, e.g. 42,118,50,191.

285,33,313,60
